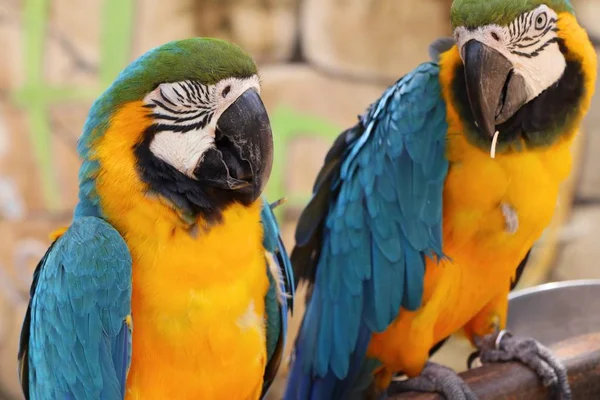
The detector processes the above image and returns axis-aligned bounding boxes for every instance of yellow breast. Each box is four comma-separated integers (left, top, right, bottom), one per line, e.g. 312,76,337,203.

124,201,268,400
92,102,269,400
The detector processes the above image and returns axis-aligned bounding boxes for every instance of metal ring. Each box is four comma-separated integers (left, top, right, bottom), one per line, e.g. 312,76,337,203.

495,329,511,350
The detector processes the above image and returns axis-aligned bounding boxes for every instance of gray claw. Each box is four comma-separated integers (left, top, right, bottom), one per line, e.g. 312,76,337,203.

388,362,478,400
476,330,571,400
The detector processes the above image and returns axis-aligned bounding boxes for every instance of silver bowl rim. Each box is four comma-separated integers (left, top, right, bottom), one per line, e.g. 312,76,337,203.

509,279,600,301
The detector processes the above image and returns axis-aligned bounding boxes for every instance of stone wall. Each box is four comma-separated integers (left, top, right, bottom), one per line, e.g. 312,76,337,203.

0,0,598,399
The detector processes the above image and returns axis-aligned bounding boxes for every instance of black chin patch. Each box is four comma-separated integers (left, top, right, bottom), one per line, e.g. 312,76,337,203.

134,125,250,225
198,147,229,180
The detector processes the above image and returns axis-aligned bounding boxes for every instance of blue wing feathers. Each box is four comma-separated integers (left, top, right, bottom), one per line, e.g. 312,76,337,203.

260,198,295,313
21,217,132,400
260,198,295,399
285,62,448,399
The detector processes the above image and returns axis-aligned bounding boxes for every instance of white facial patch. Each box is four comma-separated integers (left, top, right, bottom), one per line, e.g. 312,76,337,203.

149,131,214,177
454,5,566,102
143,75,261,178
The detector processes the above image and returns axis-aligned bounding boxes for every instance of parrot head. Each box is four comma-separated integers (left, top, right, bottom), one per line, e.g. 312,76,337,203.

449,0,596,149
76,38,273,222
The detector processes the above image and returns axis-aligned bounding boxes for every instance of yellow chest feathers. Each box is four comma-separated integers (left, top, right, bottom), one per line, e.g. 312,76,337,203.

117,201,269,400
443,133,573,251
126,201,268,332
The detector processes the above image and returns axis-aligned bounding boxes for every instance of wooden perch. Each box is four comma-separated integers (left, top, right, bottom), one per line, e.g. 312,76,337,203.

389,332,600,400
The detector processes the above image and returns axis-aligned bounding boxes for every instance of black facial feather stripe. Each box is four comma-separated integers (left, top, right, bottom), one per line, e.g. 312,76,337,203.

509,11,556,40
159,88,178,107
537,21,557,38
188,83,202,102
511,37,559,58
511,39,542,49
153,116,213,133
520,35,537,42
171,81,211,105
507,10,557,58
151,110,210,124
171,87,186,102
152,100,200,115
149,80,215,132
514,22,556,46
179,83,194,102
525,12,533,35
513,14,526,41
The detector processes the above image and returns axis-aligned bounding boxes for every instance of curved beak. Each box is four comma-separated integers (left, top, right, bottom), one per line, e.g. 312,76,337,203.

463,40,529,137
194,88,273,202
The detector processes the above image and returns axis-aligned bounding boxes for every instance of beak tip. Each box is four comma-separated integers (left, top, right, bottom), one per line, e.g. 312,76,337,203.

484,124,497,139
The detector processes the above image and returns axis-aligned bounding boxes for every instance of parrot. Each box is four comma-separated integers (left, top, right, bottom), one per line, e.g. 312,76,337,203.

283,0,596,399
17,37,294,400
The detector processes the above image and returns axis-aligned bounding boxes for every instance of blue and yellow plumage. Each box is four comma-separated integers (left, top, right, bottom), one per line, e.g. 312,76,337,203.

18,38,294,400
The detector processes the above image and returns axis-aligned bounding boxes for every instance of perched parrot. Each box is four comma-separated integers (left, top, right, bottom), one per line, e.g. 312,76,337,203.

284,1,596,399
17,38,294,400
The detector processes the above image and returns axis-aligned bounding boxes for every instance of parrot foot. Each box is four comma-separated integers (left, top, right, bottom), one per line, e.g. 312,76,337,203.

471,330,571,400
387,362,478,400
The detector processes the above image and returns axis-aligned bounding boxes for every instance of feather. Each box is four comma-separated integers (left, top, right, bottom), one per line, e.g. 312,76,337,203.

260,198,295,398
284,62,449,400
19,217,132,400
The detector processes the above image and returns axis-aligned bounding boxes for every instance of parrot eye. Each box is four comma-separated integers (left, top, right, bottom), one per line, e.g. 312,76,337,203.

222,85,231,98
535,12,547,30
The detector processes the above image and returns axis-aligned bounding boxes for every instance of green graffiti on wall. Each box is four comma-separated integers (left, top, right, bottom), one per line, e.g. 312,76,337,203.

12,0,341,219
267,105,341,219
13,0,136,211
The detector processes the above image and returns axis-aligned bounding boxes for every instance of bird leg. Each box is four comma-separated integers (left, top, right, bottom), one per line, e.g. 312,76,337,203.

470,330,571,400
387,362,478,400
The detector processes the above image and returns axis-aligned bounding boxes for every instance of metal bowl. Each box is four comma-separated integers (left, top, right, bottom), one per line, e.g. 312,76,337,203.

506,279,600,346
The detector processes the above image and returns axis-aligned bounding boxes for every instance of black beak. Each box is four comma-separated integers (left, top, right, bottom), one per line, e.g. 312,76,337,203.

463,40,529,137
194,88,273,202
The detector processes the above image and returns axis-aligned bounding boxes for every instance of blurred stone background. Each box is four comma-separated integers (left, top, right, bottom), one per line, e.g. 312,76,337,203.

0,0,598,399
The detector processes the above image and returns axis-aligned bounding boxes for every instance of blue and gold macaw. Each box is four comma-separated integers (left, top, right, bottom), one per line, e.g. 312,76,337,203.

285,0,596,399
18,38,294,400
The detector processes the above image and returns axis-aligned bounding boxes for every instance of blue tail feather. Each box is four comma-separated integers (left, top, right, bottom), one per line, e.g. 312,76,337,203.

284,297,380,400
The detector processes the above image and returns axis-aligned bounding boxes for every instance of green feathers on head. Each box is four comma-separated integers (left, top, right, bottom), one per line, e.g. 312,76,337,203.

450,0,574,28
